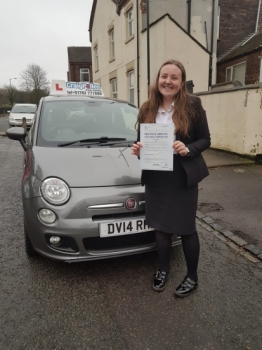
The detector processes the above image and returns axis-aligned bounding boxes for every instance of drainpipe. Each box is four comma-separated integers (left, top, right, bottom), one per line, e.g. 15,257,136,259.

187,0,191,34
255,0,262,32
146,0,150,91
209,0,215,88
136,0,140,107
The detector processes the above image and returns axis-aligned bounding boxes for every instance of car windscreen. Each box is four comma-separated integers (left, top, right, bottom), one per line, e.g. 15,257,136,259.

11,105,36,113
36,100,138,147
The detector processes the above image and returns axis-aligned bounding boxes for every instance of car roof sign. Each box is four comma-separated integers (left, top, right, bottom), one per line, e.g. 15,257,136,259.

50,80,104,97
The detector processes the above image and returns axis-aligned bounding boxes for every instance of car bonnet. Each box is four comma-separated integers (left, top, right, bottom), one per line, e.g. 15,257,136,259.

29,147,141,187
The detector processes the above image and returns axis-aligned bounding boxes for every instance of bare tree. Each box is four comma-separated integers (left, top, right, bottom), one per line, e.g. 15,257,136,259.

20,63,49,104
3,84,17,106
0,88,6,105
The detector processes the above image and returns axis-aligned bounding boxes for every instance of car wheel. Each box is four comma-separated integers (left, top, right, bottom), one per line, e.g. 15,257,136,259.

24,221,37,257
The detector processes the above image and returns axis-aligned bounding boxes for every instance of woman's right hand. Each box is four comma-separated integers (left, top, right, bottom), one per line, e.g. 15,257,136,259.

131,142,143,157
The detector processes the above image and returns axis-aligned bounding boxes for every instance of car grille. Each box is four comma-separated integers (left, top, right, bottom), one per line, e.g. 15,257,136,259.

92,211,145,221
83,231,156,251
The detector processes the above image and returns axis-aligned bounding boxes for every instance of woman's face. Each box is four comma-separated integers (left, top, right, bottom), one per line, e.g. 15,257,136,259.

158,64,183,101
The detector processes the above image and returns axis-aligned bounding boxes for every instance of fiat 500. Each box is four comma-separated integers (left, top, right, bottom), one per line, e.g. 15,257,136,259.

6,94,180,262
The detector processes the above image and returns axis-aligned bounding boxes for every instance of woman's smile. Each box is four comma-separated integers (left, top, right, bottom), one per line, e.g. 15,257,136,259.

158,64,183,101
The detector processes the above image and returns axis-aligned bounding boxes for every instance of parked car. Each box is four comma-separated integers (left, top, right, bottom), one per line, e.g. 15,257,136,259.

6,94,181,262
8,103,37,129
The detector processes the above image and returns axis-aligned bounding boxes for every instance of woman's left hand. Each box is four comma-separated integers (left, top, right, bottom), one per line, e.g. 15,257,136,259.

173,141,188,157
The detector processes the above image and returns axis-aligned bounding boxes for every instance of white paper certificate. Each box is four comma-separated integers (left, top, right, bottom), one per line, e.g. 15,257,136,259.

140,123,174,171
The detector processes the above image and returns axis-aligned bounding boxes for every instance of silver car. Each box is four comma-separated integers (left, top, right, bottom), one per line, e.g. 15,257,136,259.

8,103,37,128
6,95,180,262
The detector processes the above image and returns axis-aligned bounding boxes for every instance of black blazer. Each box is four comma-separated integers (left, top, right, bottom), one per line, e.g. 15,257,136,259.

138,96,211,188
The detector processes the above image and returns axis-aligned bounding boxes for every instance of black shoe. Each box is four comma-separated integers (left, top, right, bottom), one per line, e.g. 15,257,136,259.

152,270,168,292
174,277,198,298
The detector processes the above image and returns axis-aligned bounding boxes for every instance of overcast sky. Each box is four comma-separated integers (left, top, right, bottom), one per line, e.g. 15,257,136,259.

0,0,92,89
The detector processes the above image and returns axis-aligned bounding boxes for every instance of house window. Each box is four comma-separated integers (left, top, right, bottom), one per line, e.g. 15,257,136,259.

110,78,117,98
127,8,134,37
226,62,246,85
80,68,90,82
128,71,134,104
94,45,99,71
109,28,115,59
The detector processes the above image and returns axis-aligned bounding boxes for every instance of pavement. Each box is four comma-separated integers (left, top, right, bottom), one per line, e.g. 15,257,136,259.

199,150,262,269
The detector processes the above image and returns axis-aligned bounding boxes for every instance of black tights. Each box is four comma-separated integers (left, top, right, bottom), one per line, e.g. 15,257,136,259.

155,230,200,281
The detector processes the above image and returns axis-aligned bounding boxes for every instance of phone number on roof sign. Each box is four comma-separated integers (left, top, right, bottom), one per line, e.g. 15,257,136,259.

67,90,103,96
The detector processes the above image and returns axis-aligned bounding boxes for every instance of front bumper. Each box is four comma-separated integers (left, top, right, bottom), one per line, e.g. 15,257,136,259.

9,120,33,128
24,185,181,262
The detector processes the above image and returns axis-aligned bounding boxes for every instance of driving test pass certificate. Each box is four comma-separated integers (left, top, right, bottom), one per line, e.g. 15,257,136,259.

140,123,174,171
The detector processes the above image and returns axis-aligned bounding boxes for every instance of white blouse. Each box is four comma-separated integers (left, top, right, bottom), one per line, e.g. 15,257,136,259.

156,102,177,154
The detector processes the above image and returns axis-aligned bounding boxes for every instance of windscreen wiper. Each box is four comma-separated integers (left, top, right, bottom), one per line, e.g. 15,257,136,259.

57,137,126,147
99,140,135,146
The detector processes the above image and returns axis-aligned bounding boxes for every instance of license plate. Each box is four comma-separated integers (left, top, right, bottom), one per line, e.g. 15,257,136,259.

99,218,154,237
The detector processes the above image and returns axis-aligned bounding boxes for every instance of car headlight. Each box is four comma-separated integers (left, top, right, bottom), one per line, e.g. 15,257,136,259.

9,116,14,121
41,178,70,205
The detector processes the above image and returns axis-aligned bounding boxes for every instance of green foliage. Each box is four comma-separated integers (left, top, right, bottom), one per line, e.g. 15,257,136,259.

0,106,12,114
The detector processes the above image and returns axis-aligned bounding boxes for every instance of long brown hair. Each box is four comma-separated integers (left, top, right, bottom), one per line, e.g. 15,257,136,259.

136,59,194,137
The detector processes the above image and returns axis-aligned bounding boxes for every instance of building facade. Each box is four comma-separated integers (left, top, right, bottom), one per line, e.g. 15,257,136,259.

89,0,219,106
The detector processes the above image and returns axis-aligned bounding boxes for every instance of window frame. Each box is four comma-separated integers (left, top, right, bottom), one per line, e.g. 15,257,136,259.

80,68,90,82
225,61,246,84
110,78,117,99
109,27,115,59
127,8,134,37
94,45,99,71
128,70,134,104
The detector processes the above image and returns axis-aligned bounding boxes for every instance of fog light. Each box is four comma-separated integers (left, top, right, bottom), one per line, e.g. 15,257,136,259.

50,236,61,245
39,209,56,223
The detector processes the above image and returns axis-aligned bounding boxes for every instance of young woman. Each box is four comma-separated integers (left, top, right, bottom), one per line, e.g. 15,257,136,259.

131,60,211,298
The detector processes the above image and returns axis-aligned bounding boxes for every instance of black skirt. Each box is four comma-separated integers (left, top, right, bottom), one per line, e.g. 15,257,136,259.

144,155,198,235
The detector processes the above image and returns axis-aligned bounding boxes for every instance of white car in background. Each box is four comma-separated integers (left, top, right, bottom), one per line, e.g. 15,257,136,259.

8,103,37,129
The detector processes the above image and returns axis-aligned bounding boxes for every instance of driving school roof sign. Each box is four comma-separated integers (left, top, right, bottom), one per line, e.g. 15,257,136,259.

50,80,104,97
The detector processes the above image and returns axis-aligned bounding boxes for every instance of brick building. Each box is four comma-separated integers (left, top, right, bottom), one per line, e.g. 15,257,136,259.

217,0,262,85
67,47,92,82
217,0,259,58
217,32,262,85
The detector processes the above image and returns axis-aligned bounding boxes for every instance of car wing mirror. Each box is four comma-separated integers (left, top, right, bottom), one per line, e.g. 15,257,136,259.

6,127,29,151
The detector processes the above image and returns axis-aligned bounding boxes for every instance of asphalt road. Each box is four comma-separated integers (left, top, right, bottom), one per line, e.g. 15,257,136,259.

0,115,8,132
1,137,262,349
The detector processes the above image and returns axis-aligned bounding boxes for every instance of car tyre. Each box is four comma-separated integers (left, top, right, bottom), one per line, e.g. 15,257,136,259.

24,221,37,257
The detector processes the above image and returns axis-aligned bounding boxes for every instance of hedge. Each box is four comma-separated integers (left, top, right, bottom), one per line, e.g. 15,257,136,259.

0,107,12,114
